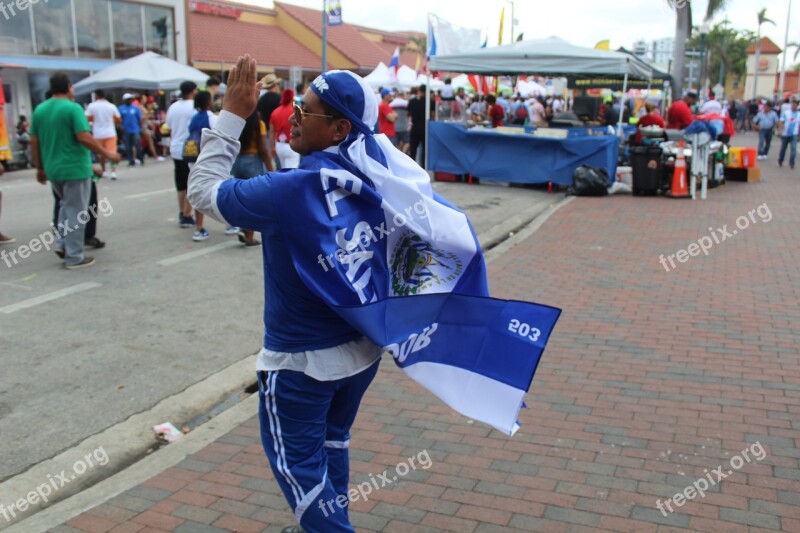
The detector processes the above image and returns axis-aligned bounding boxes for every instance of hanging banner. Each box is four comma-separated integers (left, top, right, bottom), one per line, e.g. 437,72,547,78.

567,75,670,91
0,78,12,162
326,0,342,26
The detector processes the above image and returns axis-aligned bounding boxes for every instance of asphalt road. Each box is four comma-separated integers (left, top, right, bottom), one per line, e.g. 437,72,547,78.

0,161,555,482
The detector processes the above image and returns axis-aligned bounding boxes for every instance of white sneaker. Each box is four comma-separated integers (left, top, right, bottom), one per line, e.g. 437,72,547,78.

156,156,165,162
224,226,241,235
192,228,209,241
102,170,110,179
110,172,118,180
134,159,142,166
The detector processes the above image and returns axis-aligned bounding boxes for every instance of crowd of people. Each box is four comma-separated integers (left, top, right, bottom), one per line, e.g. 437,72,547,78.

0,72,446,267
666,92,799,167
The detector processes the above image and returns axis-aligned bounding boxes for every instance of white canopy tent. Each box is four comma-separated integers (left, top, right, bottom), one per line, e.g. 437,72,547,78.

364,62,444,91
73,52,209,95
429,36,654,79
429,37,655,138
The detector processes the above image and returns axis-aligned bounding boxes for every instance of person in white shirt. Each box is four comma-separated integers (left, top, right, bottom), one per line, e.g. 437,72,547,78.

165,81,199,228
780,97,792,117
86,90,121,179
528,97,547,127
700,93,722,115
552,97,563,114
777,100,800,169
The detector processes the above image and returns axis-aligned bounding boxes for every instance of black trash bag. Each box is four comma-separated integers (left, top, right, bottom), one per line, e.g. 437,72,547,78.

566,165,610,196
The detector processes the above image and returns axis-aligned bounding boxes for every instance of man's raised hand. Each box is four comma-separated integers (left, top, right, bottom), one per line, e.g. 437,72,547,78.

222,54,263,120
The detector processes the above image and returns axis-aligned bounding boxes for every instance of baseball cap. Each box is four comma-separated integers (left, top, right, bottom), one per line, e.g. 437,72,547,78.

380,88,392,98
122,92,134,100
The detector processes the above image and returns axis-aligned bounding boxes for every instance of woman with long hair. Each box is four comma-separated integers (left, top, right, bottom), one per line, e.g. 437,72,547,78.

269,88,301,169
233,111,273,246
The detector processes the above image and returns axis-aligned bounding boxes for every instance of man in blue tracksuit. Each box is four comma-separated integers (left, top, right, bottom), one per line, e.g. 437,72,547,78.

188,55,383,533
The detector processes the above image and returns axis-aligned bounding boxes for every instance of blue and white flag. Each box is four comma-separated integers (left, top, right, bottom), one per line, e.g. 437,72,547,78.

271,71,561,435
427,13,484,57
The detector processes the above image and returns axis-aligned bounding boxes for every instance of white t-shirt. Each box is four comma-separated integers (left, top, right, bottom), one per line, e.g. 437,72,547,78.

781,109,800,136
166,99,195,160
700,99,722,115
85,99,120,139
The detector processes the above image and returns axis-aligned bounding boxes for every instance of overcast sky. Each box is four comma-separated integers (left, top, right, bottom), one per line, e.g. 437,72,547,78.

236,0,798,61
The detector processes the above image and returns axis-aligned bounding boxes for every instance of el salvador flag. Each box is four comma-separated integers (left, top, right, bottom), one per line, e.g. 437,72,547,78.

270,71,562,436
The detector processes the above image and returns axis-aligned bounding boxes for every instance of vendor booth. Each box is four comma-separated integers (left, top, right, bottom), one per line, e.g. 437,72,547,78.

427,37,655,185
428,122,618,186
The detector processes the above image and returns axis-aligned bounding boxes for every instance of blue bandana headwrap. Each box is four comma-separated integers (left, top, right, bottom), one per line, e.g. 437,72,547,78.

309,71,378,137
309,70,389,174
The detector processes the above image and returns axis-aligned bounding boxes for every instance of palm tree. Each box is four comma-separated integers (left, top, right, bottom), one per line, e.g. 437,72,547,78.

752,7,776,98
668,0,729,101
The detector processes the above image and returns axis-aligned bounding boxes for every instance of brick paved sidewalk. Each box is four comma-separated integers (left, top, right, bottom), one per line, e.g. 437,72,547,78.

54,136,799,533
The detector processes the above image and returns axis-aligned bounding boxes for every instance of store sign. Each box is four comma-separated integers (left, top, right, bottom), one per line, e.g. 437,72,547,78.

190,0,241,19
758,58,769,71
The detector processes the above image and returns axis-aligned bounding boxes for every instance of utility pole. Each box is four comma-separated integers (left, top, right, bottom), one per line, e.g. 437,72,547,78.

779,0,793,97
321,1,328,73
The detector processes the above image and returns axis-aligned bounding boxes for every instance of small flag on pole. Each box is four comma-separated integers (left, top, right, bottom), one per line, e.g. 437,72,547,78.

389,47,400,81
326,0,342,26
498,7,505,45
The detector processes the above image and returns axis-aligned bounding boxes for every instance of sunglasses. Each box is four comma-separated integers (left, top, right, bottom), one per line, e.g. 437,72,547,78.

292,101,333,124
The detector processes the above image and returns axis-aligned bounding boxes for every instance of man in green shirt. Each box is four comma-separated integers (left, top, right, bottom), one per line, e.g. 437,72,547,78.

30,72,120,269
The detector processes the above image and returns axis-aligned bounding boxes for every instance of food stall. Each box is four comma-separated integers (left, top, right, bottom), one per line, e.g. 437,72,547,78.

427,37,655,185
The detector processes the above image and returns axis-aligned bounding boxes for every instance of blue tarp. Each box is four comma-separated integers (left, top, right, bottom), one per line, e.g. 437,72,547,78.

428,122,620,186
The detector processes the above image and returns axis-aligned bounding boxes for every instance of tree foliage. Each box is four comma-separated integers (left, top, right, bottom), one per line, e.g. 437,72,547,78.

686,23,755,85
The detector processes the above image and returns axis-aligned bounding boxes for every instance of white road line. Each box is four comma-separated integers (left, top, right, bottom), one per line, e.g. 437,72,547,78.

0,282,102,314
0,181,38,191
157,241,240,266
124,188,174,199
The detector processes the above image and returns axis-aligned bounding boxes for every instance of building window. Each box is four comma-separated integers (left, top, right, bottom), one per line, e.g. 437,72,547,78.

75,0,112,58
0,10,34,55
33,0,76,56
144,6,174,58
111,0,143,59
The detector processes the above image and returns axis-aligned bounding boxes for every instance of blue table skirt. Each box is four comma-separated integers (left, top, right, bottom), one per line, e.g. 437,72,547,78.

428,122,621,186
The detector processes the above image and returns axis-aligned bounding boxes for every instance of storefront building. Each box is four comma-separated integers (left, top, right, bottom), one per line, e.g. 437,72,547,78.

0,0,185,163
186,0,423,94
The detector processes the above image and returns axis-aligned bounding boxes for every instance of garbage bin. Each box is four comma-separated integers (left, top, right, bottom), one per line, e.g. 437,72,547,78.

630,146,663,196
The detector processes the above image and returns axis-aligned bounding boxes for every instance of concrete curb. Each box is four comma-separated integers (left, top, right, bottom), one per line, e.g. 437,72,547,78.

484,196,574,264
0,354,257,530
3,395,259,532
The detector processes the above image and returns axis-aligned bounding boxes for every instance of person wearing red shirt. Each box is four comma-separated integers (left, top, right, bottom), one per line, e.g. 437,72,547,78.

634,102,666,144
667,92,697,130
270,89,300,169
486,94,505,127
378,88,398,145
